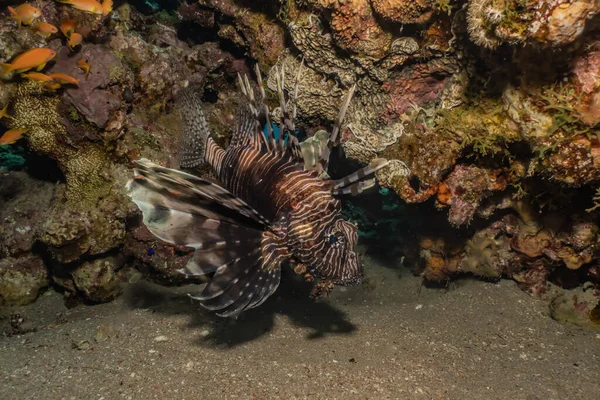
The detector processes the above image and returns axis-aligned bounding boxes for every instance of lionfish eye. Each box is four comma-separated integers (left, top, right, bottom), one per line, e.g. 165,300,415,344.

329,234,338,245
328,230,343,246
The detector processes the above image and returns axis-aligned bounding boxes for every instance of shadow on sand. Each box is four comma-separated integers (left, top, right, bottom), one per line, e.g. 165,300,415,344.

123,270,357,348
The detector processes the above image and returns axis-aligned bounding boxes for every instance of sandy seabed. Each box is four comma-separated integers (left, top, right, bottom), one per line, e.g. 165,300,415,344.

1,254,599,400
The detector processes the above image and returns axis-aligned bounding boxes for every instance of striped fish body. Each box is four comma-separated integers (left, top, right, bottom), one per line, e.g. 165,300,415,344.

127,70,390,317
214,141,331,219
207,140,361,284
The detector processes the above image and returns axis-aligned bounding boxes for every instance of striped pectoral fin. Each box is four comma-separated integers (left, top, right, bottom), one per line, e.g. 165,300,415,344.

332,178,376,196
332,158,390,190
179,239,261,276
192,248,262,303
203,266,281,318
131,158,271,226
188,230,288,317
127,172,265,246
190,255,283,317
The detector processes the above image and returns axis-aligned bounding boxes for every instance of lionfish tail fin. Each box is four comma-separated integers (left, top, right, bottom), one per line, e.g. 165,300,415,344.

178,88,211,169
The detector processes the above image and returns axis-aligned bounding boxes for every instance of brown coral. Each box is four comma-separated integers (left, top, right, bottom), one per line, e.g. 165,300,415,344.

381,58,458,122
371,0,435,24
0,172,56,258
461,231,509,278
289,13,361,85
535,135,600,186
304,0,396,59
436,165,509,226
198,0,286,71
381,130,459,203
329,0,393,60
572,39,600,125
49,45,127,134
40,194,128,264
71,256,124,303
0,256,48,306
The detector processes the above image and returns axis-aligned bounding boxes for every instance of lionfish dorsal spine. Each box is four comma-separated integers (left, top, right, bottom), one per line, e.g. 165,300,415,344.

316,84,356,174
178,88,213,169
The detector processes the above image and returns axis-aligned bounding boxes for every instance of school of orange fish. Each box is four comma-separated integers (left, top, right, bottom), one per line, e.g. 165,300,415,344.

0,0,112,145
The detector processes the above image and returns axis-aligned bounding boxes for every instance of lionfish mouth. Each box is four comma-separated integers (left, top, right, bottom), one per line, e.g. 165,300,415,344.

311,255,363,286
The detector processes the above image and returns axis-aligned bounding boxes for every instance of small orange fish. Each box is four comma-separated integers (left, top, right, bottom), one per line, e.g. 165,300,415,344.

48,73,79,86
68,32,83,51
7,4,41,29
101,0,112,16
77,58,91,78
0,104,10,120
21,71,53,82
0,128,27,145
32,22,59,38
44,81,62,91
55,0,103,15
0,48,57,75
60,19,77,37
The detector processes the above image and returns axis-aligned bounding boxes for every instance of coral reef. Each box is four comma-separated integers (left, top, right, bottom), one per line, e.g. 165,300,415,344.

306,0,393,59
40,195,128,264
0,0,248,305
0,171,56,259
0,0,598,313
8,80,114,210
197,0,286,70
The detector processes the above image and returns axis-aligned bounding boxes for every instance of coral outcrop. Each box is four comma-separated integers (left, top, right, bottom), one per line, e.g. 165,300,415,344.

0,1,248,305
8,81,114,210
371,0,435,25
0,256,49,306
467,0,600,49
0,0,599,312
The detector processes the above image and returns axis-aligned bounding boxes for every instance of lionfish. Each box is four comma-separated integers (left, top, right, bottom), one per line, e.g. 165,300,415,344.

126,64,389,317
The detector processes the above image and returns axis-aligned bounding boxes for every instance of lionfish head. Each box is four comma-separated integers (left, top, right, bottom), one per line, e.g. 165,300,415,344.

306,217,362,286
